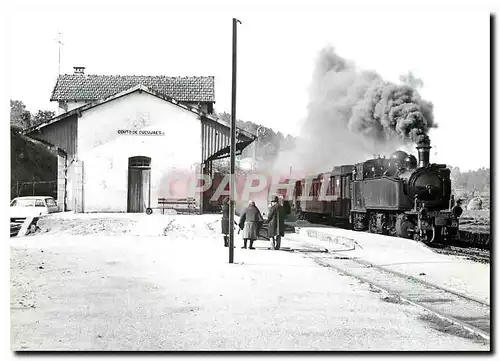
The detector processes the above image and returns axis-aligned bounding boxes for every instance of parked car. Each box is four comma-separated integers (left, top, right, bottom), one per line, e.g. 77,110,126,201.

10,196,59,221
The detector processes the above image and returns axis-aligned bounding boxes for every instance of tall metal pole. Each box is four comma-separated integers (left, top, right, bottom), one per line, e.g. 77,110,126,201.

55,31,64,75
229,18,241,264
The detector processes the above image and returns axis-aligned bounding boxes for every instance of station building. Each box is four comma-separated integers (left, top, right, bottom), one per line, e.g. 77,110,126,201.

24,67,255,213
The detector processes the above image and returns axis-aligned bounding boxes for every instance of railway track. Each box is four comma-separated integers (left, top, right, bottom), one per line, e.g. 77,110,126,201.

301,251,490,342
429,246,490,263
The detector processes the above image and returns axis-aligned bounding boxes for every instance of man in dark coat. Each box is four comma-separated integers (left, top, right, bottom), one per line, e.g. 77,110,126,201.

238,200,264,250
221,197,230,247
267,196,285,250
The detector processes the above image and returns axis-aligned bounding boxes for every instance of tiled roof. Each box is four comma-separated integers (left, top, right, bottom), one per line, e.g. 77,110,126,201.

29,84,255,143
50,74,215,103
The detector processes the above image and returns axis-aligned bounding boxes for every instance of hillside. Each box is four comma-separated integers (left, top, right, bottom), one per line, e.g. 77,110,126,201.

10,127,57,199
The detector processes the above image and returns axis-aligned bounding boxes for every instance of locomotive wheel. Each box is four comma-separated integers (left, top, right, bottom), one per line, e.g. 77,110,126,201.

430,226,444,244
352,212,368,231
398,221,412,238
368,214,377,234
423,227,440,244
395,215,413,239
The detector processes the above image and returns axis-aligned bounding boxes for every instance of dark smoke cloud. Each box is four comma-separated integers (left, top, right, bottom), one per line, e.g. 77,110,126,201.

313,46,436,144
274,46,436,175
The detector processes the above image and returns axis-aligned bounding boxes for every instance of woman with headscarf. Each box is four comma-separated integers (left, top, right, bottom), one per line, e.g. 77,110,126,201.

267,196,285,250
238,200,264,249
221,197,230,247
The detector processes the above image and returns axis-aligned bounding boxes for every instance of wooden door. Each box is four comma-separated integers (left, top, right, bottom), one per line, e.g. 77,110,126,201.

128,168,143,213
127,156,152,213
341,174,351,218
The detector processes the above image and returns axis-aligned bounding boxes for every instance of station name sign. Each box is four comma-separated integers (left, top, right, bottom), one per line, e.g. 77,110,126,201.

117,129,165,136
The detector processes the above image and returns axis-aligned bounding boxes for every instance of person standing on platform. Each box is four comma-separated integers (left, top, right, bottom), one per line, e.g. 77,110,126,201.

221,197,230,247
267,196,285,250
238,200,264,250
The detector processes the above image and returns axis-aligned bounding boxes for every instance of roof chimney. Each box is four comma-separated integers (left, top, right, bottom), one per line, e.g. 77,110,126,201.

73,66,85,75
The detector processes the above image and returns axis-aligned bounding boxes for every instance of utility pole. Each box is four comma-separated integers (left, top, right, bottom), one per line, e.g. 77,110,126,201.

229,18,241,264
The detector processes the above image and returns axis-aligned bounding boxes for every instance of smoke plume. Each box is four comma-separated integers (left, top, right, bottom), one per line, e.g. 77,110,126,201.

274,46,436,175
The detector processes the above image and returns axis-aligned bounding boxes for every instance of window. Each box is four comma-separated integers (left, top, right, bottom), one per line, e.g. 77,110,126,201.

326,181,333,195
313,180,322,197
35,199,45,207
11,199,35,207
46,198,57,207
129,156,151,168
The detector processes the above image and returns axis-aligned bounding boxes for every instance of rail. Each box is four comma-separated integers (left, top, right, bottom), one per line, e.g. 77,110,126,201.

300,250,490,342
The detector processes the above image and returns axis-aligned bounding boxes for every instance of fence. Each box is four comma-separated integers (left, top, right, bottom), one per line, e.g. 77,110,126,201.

11,180,58,200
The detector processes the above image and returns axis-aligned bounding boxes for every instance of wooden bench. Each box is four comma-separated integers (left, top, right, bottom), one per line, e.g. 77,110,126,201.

147,197,196,215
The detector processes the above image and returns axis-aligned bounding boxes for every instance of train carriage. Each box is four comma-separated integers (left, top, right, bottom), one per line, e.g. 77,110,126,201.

296,165,353,225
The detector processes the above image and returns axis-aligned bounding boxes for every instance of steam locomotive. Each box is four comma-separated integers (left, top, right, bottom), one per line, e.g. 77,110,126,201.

275,142,463,244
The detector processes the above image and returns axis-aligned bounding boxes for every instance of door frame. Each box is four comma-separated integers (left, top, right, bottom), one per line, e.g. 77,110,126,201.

127,156,152,213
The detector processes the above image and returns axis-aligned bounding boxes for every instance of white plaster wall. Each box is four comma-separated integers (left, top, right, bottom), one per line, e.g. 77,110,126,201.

77,91,202,212
57,101,88,115
66,160,85,212
67,101,88,111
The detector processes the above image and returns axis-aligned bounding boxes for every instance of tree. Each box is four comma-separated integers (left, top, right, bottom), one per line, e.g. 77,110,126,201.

32,110,56,126
449,165,490,199
10,100,32,129
11,100,56,130
215,111,297,167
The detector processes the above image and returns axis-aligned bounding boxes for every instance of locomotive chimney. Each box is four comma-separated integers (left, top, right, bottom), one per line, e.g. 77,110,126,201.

416,140,431,168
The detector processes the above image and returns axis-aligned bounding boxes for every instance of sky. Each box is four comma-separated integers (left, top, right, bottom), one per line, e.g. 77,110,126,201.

3,1,492,171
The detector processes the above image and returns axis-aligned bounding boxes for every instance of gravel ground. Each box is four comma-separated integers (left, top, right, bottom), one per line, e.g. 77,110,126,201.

10,214,489,351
